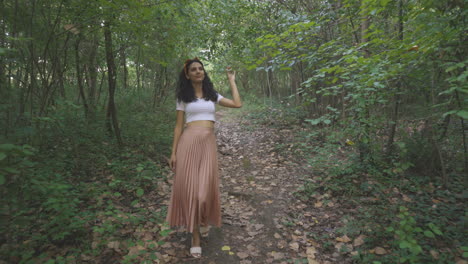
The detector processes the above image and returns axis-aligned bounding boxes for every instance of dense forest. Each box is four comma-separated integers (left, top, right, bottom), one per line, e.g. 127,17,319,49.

1,0,466,263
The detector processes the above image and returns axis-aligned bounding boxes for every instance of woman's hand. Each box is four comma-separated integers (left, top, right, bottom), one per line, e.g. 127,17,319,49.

226,66,235,82
219,66,242,108
169,153,176,172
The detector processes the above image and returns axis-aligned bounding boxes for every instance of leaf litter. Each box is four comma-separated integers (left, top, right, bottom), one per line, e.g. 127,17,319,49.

148,110,359,263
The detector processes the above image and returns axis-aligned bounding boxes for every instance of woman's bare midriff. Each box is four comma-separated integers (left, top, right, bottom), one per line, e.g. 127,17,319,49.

186,120,215,128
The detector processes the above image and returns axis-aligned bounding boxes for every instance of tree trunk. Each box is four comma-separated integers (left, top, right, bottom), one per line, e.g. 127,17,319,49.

120,45,128,90
87,33,99,118
103,20,123,146
75,36,89,118
455,90,467,175
136,45,142,91
386,0,404,156
359,0,371,162
0,0,6,95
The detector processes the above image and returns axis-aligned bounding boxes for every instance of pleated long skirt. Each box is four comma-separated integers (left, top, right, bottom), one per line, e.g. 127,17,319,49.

166,126,221,233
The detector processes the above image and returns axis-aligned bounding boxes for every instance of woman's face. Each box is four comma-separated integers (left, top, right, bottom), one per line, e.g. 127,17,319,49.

186,62,205,83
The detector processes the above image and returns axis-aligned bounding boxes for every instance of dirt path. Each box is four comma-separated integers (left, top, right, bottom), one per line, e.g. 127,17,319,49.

159,110,354,263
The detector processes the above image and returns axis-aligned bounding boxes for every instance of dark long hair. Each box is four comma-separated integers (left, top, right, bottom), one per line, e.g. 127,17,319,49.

176,58,219,103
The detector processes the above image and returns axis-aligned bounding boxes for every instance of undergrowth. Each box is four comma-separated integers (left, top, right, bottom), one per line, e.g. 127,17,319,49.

0,93,174,263
241,100,467,264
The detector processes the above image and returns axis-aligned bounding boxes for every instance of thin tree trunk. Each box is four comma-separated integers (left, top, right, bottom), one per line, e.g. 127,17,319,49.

28,0,37,120
455,90,467,175
103,20,123,146
0,0,6,94
87,33,99,118
266,69,272,105
136,45,142,91
75,37,89,117
386,0,404,155
120,44,128,90
359,0,371,162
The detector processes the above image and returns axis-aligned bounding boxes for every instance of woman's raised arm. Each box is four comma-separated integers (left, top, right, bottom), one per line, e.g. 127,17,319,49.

219,67,242,108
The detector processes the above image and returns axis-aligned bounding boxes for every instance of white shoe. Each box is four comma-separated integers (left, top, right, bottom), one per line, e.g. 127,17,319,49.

190,246,202,258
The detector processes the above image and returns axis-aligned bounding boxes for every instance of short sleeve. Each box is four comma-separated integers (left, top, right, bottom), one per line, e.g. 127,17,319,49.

216,93,224,104
176,100,185,111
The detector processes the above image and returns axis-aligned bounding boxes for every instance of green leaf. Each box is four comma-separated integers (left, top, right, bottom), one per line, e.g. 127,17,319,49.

424,230,435,238
136,188,144,197
399,241,410,249
428,223,443,235
0,152,6,161
0,144,16,151
305,119,321,125
160,229,171,237
456,110,468,119
4,167,19,173
0,174,5,185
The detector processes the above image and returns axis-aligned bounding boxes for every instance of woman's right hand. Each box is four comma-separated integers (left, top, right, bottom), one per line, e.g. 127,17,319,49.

169,153,176,172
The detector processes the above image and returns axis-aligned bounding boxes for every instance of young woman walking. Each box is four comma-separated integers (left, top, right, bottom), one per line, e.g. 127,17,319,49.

166,58,242,258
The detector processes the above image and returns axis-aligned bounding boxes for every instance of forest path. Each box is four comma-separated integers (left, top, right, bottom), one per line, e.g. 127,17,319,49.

161,109,353,264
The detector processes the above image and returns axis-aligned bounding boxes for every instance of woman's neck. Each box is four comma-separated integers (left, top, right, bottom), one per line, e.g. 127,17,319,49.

192,82,203,98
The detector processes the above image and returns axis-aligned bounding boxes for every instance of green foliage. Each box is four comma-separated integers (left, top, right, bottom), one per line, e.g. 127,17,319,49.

268,104,466,264
1,94,172,262
386,206,424,263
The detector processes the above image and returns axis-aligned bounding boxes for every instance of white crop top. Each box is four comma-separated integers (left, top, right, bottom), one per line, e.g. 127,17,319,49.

176,94,224,123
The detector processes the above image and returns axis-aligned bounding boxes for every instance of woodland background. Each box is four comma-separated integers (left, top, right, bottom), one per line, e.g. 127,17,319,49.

0,0,466,263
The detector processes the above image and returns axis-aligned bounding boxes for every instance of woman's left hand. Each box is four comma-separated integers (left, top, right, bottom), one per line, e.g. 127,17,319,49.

226,67,235,82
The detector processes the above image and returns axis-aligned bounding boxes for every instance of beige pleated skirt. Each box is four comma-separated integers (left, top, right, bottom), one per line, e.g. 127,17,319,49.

166,125,221,233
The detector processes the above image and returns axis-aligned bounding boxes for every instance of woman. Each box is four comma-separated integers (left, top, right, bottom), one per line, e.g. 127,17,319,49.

166,58,242,258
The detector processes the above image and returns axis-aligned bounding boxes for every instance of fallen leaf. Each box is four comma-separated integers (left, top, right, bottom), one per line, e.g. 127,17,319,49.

127,245,145,256
222,245,231,251
306,246,317,263
237,252,249,259
274,233,282,239
374,247,387,255
107,241,120,251
289,242,300,251
254,224,264,230
335,242,353,253
408,45,419,51
353,235,365,247
336,235,351,243
277,240,287,249
402,194,412,202
165,248,176,256
314,201,322,208
271,251,285,260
